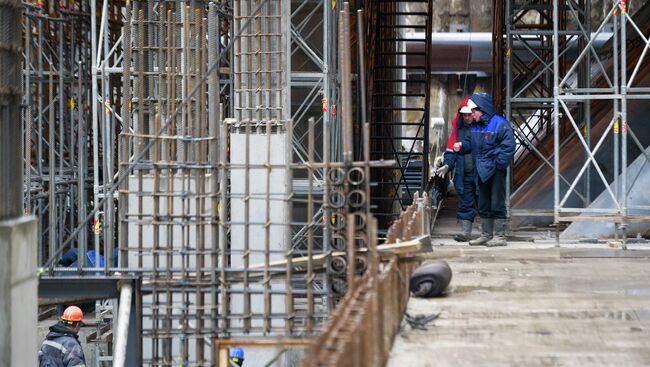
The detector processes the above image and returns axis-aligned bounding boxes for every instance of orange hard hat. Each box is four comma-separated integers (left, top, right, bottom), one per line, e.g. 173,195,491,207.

61,306,84,322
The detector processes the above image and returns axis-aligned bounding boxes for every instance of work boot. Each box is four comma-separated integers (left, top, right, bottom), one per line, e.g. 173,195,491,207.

469,218,493,246
453,220,473,242
487,218,508,247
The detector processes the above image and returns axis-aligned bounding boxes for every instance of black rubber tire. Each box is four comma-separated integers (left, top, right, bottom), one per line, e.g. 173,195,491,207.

409,260,453,298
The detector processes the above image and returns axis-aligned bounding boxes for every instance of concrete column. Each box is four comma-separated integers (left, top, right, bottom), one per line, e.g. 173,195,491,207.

0,0,23,221
0,216,38,366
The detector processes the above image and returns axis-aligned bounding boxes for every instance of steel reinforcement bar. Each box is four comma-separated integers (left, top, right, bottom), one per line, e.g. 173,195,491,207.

299,193,429,367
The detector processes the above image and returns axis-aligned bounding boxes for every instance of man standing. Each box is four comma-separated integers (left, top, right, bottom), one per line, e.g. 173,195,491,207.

39,306,86,367
435,97,477,242
453,93,515,246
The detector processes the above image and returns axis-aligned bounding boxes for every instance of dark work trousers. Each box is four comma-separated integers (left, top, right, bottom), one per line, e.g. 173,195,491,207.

457,175,477,222
478,168,507,219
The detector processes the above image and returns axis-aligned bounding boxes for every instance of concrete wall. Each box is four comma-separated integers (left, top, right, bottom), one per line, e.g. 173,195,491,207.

0,216,38,366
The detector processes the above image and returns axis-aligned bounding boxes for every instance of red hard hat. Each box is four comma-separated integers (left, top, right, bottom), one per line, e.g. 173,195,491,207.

61,306,84,322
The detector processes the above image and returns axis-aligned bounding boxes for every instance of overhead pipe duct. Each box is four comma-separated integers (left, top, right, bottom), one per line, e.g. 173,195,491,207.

405,32,612,74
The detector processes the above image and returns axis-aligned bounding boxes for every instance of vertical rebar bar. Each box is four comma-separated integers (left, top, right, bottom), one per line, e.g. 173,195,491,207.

243,0,253,334
219,120,229,336
346,213,356,295
69,23,76,254
102,0,113,274
137,6,145,270
285,118,294,334
48,64,56,261
357,10,367,126
77,61,86,271
207,6,219,352
58,22,65,249
196,8,207,362
24,14,32,216
340,3,352,164
119,0,132,268
307,117,315,333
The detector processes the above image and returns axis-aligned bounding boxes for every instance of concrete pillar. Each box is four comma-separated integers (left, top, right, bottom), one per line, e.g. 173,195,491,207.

0,0,23,221
0,216,38,366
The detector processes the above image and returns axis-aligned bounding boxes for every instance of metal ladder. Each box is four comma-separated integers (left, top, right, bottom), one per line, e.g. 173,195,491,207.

369,0,433,228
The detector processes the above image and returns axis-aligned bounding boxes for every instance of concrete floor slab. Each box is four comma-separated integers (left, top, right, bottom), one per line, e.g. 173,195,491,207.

387,247,650,367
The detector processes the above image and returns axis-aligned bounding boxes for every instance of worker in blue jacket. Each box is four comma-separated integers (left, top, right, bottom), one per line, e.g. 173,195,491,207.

39,306,86,367
453,93,515,246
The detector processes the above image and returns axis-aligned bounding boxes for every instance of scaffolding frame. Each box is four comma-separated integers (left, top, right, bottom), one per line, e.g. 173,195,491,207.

22,1,96,268
552,0,650,247
499,0,650,240
498,0,592,219
24,0,383,365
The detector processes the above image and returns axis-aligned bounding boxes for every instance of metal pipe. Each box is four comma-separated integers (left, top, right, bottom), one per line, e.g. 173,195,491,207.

58,23,65,248
35,1,43,266
620,2,628,249
264,117,272,334
24,14,32,216
102,0,113,274
48,64,56,261
219,121,229,335
113,281,133,367
285,118,294,334
207,3,219,358
69,24,76,256
322,0,332,313
340,3,352,164
137,5,145,270
553,0,560,247
357,9,367,127
505,0,512,219
90,0,100,268
77,61,86,271
197,18,208,355
613,1,620,240
307,117,315,332
584,0,592,206
119,0,132,268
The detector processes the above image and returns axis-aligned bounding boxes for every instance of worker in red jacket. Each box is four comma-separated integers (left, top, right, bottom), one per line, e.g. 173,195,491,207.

434,97,477,242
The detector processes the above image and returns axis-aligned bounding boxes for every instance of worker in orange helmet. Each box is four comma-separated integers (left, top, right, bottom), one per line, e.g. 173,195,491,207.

39,305,87,367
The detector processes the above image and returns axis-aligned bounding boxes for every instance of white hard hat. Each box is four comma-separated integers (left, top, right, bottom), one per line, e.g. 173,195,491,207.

459,105,472,114
466,98,478,111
